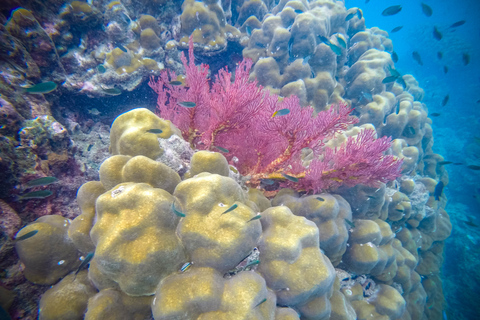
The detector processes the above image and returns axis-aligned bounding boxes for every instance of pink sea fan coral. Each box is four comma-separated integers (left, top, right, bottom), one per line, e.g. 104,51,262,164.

149,38,402,194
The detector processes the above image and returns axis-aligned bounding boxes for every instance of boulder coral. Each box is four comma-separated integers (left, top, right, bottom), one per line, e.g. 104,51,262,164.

10,103,451,319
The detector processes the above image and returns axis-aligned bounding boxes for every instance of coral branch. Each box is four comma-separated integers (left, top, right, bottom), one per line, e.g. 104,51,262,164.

149,37,402,194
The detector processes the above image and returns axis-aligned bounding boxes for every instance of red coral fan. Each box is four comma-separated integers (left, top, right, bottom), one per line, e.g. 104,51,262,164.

149,38,402,194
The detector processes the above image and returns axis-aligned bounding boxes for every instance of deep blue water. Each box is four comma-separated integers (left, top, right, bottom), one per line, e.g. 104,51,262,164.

347,0,480,318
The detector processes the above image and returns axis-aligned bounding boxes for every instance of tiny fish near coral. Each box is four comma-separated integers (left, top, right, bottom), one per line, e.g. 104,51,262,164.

214,145,229,153
25,176,58,188
17,190,53,200
178,101,196,108
146,129,163,134
434,181,444,201
15,230,38,242
271,108,290,118
21,81,57,94
221,203,238,214
421,3,433,17
382,5,402,16
171,202,186,217
247,215,262,223
74,252,94,281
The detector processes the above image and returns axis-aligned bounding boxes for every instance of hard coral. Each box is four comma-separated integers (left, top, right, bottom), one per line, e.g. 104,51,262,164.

149,37,402,194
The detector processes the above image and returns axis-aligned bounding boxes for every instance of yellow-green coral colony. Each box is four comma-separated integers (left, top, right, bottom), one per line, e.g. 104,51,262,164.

13,104,452,319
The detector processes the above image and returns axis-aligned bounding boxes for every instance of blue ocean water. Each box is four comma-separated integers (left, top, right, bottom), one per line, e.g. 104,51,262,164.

347,0,480,318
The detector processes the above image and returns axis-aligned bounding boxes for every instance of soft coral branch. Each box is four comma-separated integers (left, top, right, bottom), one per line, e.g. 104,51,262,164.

149,37,402,194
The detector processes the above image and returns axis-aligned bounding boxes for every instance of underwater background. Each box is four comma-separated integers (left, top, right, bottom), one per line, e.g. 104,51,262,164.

0,0,479,319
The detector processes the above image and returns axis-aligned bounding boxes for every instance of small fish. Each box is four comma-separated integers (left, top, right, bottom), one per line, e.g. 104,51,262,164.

288,37,294,57
101,87,122,96
329,43,342,56
18,190,53,200
388,66,401,78
345,12,356,21
96,64,106,73
88,108,101,116
449,20,466,28
74,252,94,280
246,26,252,36
222,203,238,215
22,81,57,94
467,165,480,171
180,262,192,272
171,202,186,217
430,113,441,117
261,179,275,185
214,145,229,153
437,52,443,60
15,230,38,242
391,26,403,33
462,53,470,66
87,144,94,151
382,5,402,16
433,26,442,40
336,36,346,48
443,66,449,74
316,197,325,201
442,94,449,106
245,259,260,268
254,298,267,308
366,196,376,200
281,173,298,182
345,219,355,228
247,215,262,223
178,101,196,108
382,75,398,84
117,44,128,52
272,108,290,117
318,35,330,45
434,181,444,201
25,176,58,188
421,3,433,17
146,129,163,134
360,91,373,101
438,161,453,165
412,51,423,66
391,51,399,63
169,80,183,86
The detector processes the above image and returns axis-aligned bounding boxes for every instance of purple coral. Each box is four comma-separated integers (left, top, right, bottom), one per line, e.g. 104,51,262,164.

149,37,402,194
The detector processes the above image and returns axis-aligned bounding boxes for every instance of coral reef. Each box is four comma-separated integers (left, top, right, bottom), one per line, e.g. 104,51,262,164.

0,0,453,319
